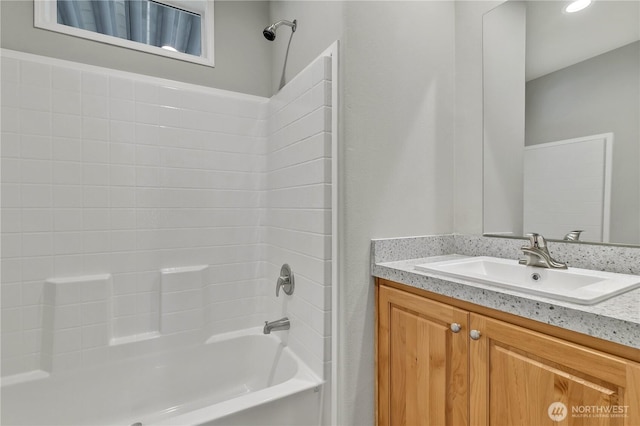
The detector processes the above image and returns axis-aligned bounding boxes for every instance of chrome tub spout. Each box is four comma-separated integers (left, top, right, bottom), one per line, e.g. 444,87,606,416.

263,317,290,334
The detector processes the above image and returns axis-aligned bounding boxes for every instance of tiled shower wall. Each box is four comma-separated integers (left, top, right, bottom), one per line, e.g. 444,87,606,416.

265,56,333,378
0,49,333,379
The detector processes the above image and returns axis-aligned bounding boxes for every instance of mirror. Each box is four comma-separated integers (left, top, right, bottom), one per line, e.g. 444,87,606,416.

483,0,640,246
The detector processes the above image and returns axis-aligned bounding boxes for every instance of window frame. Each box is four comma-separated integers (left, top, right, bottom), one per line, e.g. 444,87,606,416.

34,0,215,67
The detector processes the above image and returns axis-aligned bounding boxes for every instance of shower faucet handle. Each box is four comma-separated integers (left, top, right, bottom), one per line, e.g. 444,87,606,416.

276,264,295,297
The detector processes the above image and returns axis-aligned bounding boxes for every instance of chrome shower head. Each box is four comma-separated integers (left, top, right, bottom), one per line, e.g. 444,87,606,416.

263,19,297,41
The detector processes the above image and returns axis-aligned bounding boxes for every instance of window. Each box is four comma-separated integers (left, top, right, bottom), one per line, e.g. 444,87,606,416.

34,0,214,66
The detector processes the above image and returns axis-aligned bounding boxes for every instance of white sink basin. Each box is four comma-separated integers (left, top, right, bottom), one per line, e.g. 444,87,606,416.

414,256,640,305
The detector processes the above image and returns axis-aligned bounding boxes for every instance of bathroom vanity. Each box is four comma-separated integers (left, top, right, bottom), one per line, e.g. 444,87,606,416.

372,235,640,426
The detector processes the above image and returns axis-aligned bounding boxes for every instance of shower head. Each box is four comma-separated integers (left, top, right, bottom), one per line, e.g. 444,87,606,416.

263,19,297,41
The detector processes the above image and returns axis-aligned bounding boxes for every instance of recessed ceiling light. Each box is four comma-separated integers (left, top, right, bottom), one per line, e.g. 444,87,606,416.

565,0,592,13
162,45,178,52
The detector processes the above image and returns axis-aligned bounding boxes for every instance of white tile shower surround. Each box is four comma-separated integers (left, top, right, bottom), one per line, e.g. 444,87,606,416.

0,49,332,380
264,60,333,378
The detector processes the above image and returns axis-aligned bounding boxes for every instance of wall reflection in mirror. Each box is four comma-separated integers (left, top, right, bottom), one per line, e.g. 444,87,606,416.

483,0,640,246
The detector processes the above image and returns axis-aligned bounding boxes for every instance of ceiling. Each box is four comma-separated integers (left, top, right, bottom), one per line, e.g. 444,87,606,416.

525,0,640,81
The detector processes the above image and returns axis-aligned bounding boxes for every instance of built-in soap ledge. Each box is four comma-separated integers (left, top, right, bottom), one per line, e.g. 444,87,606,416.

37,266,209,371
109,331,161,346
0,370,50,387
110,265,209,344
160,265,207,334
41,274,113,373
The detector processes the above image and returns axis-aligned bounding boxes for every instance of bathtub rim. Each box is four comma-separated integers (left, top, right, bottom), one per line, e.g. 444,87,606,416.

148,327,324,426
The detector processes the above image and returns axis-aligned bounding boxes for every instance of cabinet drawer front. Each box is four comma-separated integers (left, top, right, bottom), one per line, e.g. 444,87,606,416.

378,285,469,426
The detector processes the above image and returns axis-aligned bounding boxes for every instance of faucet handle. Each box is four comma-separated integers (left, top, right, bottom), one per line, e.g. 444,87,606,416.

525,232,546,248
563,230,584,241
275,264,295,297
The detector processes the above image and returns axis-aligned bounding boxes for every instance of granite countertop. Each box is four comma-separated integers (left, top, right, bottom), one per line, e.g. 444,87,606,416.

371,235,640,350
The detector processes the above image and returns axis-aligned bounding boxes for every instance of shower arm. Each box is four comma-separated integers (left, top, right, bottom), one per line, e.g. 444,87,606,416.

271,19,297,32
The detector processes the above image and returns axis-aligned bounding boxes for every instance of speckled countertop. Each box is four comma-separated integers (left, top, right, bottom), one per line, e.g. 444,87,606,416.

371,235,640,349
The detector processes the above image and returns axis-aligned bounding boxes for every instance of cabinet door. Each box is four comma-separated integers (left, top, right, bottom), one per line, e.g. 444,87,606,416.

469,314,640,426
378,285,469,426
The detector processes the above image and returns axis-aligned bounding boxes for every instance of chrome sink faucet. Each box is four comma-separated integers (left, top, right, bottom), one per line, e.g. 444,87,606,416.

519,233,568,269
263,317,290,334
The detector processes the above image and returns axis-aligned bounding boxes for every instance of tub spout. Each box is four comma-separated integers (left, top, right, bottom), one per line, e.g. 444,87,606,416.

263,317,290,334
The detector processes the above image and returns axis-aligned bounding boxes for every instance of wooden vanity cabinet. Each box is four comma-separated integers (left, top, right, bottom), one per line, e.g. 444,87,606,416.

377,284,469,426
470,314,640,426
377,280,640,426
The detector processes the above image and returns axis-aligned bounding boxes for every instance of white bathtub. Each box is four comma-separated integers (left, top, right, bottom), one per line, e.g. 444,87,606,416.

1,328,323,426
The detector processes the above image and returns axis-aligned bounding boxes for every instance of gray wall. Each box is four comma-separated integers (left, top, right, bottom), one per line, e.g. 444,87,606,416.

526,41,640,244
269,2,456,425
0,0,272,97
268,1,344,94
342,2,455,423
482,1,526,235
454,1,501,236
